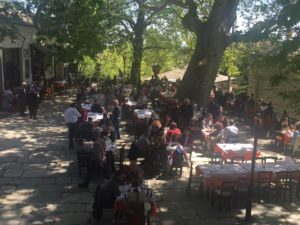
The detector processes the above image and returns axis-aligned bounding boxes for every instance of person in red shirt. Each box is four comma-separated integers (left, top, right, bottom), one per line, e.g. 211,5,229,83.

166,122,181,143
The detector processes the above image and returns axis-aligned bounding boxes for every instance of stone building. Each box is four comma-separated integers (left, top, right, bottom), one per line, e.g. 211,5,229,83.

0,13,56,93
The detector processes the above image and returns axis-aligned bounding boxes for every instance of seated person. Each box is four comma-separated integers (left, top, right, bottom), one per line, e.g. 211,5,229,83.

101,129,116,178
280,111,289,128
79,117,94,141
98,113,113,131
206,122,224,152
91,100,103,113
185,118,201,145
280,124,294,145
92,170,125,222
149,113,162,137
216,113,228,127
136,129,150,157
201,113,214,130
124,150,144,184
77,104,88,123
223,120,239,143
166,122,181,143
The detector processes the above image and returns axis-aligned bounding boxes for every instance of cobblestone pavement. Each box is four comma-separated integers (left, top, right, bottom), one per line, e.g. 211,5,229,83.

1,91,300,225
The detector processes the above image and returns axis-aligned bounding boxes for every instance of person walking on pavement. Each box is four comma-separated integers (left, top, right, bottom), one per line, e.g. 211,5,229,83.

64,103,81,149
18,82,27,117
27,82,40,119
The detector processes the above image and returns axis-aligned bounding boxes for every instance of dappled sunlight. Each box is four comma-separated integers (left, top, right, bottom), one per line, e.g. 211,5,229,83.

1,89,300,225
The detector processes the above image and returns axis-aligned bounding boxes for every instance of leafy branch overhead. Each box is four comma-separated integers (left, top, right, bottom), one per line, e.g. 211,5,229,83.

1,0,300,110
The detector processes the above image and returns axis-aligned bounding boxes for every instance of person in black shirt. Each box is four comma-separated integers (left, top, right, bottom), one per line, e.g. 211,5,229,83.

79,117,94,141
91,100,103,113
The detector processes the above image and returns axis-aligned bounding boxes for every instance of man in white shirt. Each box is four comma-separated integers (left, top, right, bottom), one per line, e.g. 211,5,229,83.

223,120,239,143
64,103,81,148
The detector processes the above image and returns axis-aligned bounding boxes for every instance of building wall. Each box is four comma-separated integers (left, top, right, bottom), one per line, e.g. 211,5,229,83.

0,25,37,91
0,49,3,92
247,61,300,120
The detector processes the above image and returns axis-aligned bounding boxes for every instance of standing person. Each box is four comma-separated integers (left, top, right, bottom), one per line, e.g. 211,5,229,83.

112,99,121,139
79,131,107,188
1,88,14,111
64,103,81,148
18,82,27,117
27,82,40,119
293,121,300,152
91,99,103,113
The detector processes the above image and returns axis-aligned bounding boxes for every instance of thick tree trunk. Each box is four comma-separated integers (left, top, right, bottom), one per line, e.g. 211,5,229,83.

177,0,238,107
178,35,226,106
130,10,146,85
130,38,144,85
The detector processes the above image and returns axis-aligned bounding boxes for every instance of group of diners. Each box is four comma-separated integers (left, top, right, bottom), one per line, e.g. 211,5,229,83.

62,76,300,220
64,87,159,224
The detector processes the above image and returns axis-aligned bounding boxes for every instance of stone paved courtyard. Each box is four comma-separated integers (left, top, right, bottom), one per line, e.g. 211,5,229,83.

1,90,300,225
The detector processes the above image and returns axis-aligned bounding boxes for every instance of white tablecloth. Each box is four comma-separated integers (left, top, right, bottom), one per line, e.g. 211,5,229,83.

87,112,103,122
82,103,92,111
197,164,248,177
241,162,300,173
216,143,254,152
215,143,258,160
125,101,137,107
134,109,153,119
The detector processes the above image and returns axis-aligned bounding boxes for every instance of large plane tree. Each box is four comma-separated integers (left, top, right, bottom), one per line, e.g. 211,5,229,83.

171,0,300,106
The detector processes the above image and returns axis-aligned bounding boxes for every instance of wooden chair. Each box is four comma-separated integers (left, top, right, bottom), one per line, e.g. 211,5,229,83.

254,171,273,201
171,150,184,177
229,156,245,164
124,192,151,225
271,171,289,201
192,139,203,153
288,170,300,201
211,181,236,212
264,156,278,164
234,177,249,207
255,157,265,164
210,153,223,165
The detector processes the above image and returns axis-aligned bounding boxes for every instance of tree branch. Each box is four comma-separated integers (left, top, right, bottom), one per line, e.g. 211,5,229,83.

120,21,134,41
144,45,169,50
229,17,277,44
181,0,204,34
